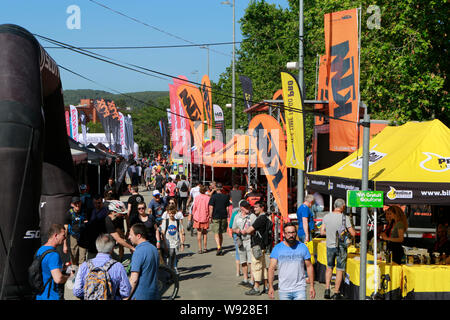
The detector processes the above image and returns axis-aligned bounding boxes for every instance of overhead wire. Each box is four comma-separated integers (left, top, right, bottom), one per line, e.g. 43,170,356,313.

87,0,231,58
58,64,192,121
37,34,358,125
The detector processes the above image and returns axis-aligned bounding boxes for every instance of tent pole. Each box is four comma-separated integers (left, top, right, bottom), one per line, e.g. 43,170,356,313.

98,164,101,195
374,207,378,297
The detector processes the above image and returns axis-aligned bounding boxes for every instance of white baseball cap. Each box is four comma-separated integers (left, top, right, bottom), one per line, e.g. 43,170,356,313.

153,190,160,196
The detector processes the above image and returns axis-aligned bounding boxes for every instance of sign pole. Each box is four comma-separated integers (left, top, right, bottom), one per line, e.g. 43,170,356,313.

359,109,370,300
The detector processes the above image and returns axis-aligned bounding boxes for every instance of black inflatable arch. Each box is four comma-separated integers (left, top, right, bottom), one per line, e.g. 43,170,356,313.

0,24,77,299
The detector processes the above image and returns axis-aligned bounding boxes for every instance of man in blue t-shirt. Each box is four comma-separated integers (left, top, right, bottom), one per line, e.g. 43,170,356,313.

127,223,160,300
296,194,315,243
35,224,70,300
268,222,315,300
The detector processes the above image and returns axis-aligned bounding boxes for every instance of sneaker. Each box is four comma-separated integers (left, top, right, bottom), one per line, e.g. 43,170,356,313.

332,292,345,300
324,288,331,299
245,288,262,296
238,280,249,287
245,282,254,288
216,249,222,256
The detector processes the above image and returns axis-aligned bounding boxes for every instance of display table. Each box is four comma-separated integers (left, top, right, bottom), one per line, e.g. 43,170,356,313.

342,256,403,300
314,240,337,283
402,264,450,300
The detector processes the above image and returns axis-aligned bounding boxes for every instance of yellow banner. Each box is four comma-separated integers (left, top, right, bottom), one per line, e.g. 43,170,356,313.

281,72,304,170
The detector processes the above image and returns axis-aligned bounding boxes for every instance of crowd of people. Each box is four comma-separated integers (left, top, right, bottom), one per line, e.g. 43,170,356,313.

32,157,449,301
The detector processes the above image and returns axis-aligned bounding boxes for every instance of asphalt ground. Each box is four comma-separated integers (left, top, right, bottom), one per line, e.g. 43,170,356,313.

64,186,329,301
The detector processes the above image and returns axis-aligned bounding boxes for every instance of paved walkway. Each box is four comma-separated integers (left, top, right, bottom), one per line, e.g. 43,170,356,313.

64,187,328,300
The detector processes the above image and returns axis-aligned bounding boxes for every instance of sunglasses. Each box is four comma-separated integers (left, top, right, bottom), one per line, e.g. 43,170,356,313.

138,207,146,210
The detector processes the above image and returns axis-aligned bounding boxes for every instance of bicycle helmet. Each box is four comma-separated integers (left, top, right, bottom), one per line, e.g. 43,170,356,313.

107,200,127,215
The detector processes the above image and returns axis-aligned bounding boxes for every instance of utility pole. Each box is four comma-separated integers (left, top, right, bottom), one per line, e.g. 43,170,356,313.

297,0,305,207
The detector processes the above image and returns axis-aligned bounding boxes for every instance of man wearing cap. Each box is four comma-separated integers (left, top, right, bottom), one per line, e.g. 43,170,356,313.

127,185,145,229
149,190,167,224
64,196,89,279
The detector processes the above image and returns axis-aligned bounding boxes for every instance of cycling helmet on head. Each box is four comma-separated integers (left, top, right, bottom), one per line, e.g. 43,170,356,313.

108,200,127,214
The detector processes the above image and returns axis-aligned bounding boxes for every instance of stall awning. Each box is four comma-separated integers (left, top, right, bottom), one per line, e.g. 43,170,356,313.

307,119,450,204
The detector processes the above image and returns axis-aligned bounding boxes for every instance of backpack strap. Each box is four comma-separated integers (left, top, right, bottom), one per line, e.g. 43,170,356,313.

37,248,58,298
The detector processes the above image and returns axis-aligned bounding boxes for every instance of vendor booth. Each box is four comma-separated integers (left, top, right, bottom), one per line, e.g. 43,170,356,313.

306,120,450,299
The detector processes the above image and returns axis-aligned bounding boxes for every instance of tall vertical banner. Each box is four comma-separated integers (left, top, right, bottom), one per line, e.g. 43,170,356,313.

315,55,328,126
239,75,253,123
125,114,135,157
281,72,305,170
200,75,213,140
213,104,225,143
80,111,87,146
69,105,79,142
176,83,204,164
324,8,360,152
119,112,126,154
249,114,288,221
94,99,112,149
172,76,192,161
65,110,71,136
169,84,180,154
106,100,121,153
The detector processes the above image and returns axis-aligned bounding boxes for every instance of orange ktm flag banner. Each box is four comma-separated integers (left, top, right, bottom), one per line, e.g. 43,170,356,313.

176,84,205,164
249,114,289,222
200,75,213,140
315,55,328,126
324,8,360,152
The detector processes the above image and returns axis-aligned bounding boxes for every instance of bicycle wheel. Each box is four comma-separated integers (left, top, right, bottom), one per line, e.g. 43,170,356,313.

158,264,179,300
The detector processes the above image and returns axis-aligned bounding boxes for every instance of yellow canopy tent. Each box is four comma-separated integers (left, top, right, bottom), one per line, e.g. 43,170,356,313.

306,119,450,204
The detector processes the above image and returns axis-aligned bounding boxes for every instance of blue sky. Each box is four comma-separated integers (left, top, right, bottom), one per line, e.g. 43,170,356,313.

1,0,290,93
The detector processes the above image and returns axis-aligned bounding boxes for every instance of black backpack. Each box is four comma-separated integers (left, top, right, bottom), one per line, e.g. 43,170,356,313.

28,248,57,296
180,181,188,192
262,216,274,252
255,216,274,252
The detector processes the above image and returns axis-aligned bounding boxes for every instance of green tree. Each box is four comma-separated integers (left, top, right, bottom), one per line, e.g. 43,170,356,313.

129,98,167,156
212,0,449,151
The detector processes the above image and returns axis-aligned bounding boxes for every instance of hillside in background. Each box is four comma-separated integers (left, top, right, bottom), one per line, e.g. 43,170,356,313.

63,89,169,109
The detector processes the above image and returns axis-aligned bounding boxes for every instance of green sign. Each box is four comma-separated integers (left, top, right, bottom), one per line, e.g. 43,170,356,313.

346,190,384,208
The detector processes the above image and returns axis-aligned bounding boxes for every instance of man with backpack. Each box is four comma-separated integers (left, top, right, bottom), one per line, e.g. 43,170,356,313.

176,174,189,215
64,196,88,280
165,177,177,202
160,205,185,274
241,201,272,296
73,233,131,300
30,224,69,300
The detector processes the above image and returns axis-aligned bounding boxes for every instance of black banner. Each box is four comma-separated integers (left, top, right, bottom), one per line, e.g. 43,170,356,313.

376,181,450,205
239,75,253,123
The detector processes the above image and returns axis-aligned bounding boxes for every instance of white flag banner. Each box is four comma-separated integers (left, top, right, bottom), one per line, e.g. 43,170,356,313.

119,112,126,154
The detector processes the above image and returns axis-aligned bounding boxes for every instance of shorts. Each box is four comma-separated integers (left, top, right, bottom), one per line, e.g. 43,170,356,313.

238,240,252,264
251,248,268,282
326,246,348,271
193,220,209,230
210,218,227,234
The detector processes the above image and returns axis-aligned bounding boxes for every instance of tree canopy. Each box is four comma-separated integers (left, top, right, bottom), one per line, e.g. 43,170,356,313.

212,0,449,149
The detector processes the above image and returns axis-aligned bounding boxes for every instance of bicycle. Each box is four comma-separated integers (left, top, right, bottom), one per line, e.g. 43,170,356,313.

122,252,179,300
